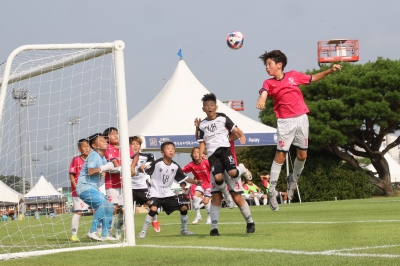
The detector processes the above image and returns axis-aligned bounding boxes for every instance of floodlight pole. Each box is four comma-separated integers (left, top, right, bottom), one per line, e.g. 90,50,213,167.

21,95,36,189
44,145,53,180
12,88,29,194
68,116,80,158
32,156,40,180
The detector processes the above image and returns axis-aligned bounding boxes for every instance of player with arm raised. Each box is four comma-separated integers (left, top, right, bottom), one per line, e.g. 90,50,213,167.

256,50,341,211
129,136,161,232
197,93,255,236
137,142,201,239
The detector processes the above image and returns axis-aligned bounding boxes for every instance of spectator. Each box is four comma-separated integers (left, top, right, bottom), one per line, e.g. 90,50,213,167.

260,174,288,204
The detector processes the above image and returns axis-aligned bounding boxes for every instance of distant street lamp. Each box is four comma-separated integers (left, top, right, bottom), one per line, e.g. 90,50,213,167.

32,156,40,180
21,95,36,189
68,116,80,158
12,88,29,194
44,145,53,179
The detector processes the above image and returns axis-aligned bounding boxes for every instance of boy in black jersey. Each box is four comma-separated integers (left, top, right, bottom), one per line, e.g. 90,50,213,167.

197,93,255,236
137,141,201,239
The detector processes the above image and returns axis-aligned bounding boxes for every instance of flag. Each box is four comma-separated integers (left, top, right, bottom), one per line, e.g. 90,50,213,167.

177,48,183,59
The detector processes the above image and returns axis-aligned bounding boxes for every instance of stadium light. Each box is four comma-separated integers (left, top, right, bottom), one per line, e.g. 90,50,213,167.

44,145,53,180
67,116,80,158
21,95,36,189
12,88,29,194
31,156,40,181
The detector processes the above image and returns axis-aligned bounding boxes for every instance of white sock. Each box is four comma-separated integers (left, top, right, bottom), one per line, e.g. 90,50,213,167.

205,201,211,216
270,161,283,189
239,202,253,223
292,158,306,181
71,214,80,236
218,177,231,200
210,204,221,230
192,196,201,216
181,214,188,230
263,198,268,205
253,197,260,206
283,200,287,204
141,214,153,232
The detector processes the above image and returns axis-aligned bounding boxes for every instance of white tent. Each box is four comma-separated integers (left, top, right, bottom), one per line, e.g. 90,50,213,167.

365,153,400,183
0,179,22,204
128,59,277,152
24,175,64,201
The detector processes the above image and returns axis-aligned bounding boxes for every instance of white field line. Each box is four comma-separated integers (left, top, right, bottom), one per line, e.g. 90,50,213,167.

139,244,400,259
159,219,400,226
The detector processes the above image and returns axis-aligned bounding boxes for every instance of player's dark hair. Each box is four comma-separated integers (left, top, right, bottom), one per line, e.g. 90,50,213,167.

259,50,287,71
77,138,88,148
103,127,118,142
160,141,175,151
180,181,187,187
201,93,217,104
190,147,200,162
88,133,103,149
129,136,143,146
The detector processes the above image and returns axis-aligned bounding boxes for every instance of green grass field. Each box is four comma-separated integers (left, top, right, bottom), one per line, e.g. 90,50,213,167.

1,197,399,265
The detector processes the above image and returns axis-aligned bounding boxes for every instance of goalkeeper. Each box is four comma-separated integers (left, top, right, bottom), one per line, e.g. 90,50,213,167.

76,133,117,242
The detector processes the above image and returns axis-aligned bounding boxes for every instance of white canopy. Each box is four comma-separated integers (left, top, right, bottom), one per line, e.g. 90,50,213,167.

128,59,277,152
365,153,400,183
0,179,22,203
24,175,63,201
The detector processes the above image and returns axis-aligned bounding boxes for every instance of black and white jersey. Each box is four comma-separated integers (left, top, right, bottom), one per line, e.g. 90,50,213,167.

132,153,155,189
145,158,188,198
197,112,236,156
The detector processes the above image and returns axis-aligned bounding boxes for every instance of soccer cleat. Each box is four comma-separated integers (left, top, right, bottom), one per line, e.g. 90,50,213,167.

101,234,117,241
180,229,195,235
206,215,211,224
152,221,161,233
70,235,80,242
268,188,279,212
287,174,298,201
238,163,252,180
138,231,146,239
115,229,122,240
87,231,104,242
209,228,220,236
192,215,202,225
246,222,255,233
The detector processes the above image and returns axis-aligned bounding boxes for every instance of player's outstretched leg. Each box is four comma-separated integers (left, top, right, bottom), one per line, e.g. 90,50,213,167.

191,196,202,224
180,209,194,235
231,192,255,233
138,209,157,239
151,215,161,233
70,213,81,242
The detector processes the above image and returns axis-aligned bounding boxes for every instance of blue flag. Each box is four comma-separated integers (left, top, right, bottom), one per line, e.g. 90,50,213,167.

177,48,183,59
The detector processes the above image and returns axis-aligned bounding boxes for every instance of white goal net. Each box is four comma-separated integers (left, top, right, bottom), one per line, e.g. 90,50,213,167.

0,41,134,260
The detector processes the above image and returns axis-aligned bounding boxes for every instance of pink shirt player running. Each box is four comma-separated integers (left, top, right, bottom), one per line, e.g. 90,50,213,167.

182,159,211,190
260,70,312,119
69,156,85,197
104,144,134,189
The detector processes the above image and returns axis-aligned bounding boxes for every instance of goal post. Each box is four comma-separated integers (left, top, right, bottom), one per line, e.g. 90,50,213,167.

0,40,135,260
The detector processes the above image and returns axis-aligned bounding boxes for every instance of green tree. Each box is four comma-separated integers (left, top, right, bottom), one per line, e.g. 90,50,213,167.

0,175,30,194
260,58,400,196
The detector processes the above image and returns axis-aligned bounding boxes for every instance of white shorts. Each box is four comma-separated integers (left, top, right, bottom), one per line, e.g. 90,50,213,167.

194,186,211,198
276,114,309,151
106,188,123,206
210,172,243,194
73,197,89,212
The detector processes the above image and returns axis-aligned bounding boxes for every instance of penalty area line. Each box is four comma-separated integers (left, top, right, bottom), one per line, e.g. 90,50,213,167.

138,244,400,259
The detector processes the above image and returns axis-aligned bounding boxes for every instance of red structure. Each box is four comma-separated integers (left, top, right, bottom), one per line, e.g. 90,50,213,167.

222,100,244,111
318,39,359,66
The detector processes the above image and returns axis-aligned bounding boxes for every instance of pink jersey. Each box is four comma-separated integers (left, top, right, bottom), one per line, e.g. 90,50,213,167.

260,70,311,119
104,144,134,189
182,159,211,190
69,156,85,197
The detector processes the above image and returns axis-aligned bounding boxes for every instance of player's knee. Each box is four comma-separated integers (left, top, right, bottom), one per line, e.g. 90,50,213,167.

180,209,188,216
148,209,157,217
215,178,224,185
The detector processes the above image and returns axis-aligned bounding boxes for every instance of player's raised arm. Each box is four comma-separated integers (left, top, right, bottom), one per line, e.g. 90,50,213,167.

256,90,268,110
311,64,341,82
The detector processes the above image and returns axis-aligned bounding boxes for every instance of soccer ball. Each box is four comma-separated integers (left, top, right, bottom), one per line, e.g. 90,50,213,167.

226,31,244,50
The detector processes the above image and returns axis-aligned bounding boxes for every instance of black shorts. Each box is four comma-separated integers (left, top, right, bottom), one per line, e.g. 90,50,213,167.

208,147,237,176
132,189,150,205
149,196,185,215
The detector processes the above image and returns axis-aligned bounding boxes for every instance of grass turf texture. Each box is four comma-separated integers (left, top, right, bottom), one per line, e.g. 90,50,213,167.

1,197,399,265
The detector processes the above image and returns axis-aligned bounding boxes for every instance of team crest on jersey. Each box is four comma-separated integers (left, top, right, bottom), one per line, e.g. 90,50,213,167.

159,168,163,172
171,169,175,173
287,77,296,86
